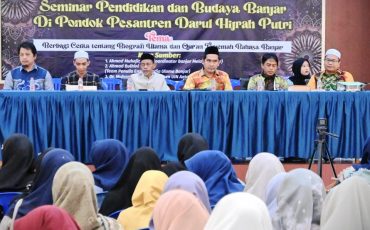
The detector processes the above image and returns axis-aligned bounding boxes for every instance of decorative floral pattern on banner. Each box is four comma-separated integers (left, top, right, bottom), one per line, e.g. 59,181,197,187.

1,0,323,80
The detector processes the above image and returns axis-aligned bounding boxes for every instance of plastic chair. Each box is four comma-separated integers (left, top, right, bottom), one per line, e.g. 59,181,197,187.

239,78,250,90
0,192,22,215
230,79,241,90
101,78,122,90
96,192,107,209
108,209,122,219
165,79,176,90
52,78,62,90
175,80,185,91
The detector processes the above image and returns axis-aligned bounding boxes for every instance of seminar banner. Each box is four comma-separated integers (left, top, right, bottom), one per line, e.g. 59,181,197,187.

1,0,323,80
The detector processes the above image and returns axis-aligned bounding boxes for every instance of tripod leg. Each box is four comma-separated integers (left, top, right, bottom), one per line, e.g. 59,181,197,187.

308,141,317,170
317,140,323,177
308,150,316,170
325,144,338,179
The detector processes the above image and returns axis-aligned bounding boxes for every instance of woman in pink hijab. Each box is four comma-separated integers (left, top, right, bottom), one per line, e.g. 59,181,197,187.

151,190,209,230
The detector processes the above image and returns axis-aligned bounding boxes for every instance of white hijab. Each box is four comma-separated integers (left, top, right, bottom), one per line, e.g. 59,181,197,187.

244,152,285,201
268,168,326,230
205,192,272,230
321,175,370,230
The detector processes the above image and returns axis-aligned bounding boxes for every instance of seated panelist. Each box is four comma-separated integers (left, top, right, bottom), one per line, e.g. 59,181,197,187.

126,53,170,91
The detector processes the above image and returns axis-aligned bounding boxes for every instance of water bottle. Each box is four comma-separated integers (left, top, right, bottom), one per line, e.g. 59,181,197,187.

257,78,265,91
29,77,35,91
317,77,323,91
78,77,84,90
126,78,134,91
210,78,217,91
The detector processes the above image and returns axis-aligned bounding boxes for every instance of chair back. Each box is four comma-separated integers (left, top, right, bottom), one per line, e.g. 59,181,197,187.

108,209,122,219
175,80,185,91
0,192,22,215
165,79,176,90
239,78,250,90
101,78,122,90
52,78,62,90
96,192,107,209
230,79,241,90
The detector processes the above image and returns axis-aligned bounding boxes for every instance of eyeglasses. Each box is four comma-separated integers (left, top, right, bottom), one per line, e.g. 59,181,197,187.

324,58,340,63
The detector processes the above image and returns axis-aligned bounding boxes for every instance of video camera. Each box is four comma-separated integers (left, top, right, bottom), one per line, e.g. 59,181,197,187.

316,118,328,133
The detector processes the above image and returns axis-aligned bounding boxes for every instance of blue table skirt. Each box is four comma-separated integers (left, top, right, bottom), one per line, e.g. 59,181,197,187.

0,91,189,162
190,91,370,159
0,91,369,162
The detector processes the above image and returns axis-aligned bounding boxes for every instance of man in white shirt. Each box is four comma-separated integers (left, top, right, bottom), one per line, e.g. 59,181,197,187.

127,53,170,91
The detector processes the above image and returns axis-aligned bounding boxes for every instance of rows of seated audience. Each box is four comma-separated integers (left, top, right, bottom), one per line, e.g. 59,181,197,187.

0,133,369,229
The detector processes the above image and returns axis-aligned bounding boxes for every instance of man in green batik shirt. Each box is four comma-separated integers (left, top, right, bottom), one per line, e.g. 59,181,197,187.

307,49,354,90
247,53,288,91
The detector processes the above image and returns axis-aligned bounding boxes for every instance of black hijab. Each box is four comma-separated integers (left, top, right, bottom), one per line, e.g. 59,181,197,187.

0,134,35,192
99,147,161,215
161,162,186,177
289,58,311,85
177,133,209,164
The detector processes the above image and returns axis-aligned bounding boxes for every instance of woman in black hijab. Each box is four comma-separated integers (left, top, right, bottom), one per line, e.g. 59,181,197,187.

99,147,161,216
161,162,186,177
0,134,35,192
289,58,311,85
177,133,209,164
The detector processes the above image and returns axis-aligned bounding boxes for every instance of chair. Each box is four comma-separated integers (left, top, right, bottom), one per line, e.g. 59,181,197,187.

96,192,107,209
175,80,185,91
0,192,22,215
108,209,122,219
52,78,62,90
165,79,176,90
230,79,241,90
239,78,250,90
101,78,122,90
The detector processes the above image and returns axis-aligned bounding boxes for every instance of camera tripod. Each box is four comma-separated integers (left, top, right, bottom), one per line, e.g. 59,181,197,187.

308,131,339,178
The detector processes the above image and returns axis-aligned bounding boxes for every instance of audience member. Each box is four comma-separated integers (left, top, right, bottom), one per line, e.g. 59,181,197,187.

161,162,186,177
127,53,170,91
162,170,211,213
52,162,121,229
0,134,35,192
0,149,74,228
247,53,288,90
185,150,243,208
321,175,370,230
183,46,232,90
14,205,80,230
353,136,370,170
267,168,326,230
205,192,273,230
177,132,209,164
61,50,101,90
244,152,285,201
117,170,168,230
90,139,130,191
3,41,54,90
336,136,370,182
99,147,161,216
288,58,311,85
307,49,354,90
151,190,209,230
